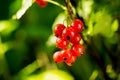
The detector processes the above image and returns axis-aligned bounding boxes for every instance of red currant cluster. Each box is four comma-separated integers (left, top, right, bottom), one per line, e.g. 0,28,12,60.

36,0,47,7
53,19,84,66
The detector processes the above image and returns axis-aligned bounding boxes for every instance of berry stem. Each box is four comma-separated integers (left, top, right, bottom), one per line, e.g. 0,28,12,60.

64,0,75,20
46,0,66,10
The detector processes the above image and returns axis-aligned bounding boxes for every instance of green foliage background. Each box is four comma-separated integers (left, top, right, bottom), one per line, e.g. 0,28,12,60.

0,0,120,80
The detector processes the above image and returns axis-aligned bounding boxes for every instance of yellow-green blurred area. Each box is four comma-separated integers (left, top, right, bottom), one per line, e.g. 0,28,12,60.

0,0,120,80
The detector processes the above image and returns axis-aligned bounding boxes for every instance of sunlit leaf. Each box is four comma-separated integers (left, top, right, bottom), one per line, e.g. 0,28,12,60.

91,10,113,38
12,0,35,19
25,69,74,80
77,0,93,19
52,12,67,30
46,34,56,47
0,38,8,55
89,70,98,80
87,20,94,36
111,19,119,32
0,20,18,35
106,64,116,79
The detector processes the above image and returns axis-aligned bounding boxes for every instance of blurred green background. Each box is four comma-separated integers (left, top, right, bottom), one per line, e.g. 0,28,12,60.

0,0,120,80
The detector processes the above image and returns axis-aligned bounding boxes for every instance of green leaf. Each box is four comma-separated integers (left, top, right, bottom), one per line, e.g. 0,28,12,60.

106,65,116,79
0,19,18,35
111,19,119,32
87,20,94,36
9,0,22,16
0,42,8,56
52,11,67,30
12,0,35,19
91,10,113,38
118,74,120,80
89,70,98,80
46,34,56,47
77,0,93,20
25,69,74,80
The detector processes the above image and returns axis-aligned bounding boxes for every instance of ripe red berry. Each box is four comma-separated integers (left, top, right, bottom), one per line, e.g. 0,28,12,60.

56,37,68,49
36,0,47,7
62,27,77,41
70,34,81,44
71,19,84,33
71,44,84,57
65,54,76,66
60,49,72,61
54,24,65,37
53,51,64,63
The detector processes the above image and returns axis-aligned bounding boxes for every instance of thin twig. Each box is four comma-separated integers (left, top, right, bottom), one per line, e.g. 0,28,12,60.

64,0,75,20
46,0,66,10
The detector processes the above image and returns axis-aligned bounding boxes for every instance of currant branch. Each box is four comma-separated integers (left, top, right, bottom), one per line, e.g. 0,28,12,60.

46,0,66,10
64,0,75,20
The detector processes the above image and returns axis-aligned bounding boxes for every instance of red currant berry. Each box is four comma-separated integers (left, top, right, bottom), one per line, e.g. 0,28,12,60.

56,37,68,49
70,34,81,44
62,27,77,41
65,54,76,66
71,44,84,57
53,51,64,63
71,19,84,33
60,49,72,61
36,0,47,7
54,24,65,37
